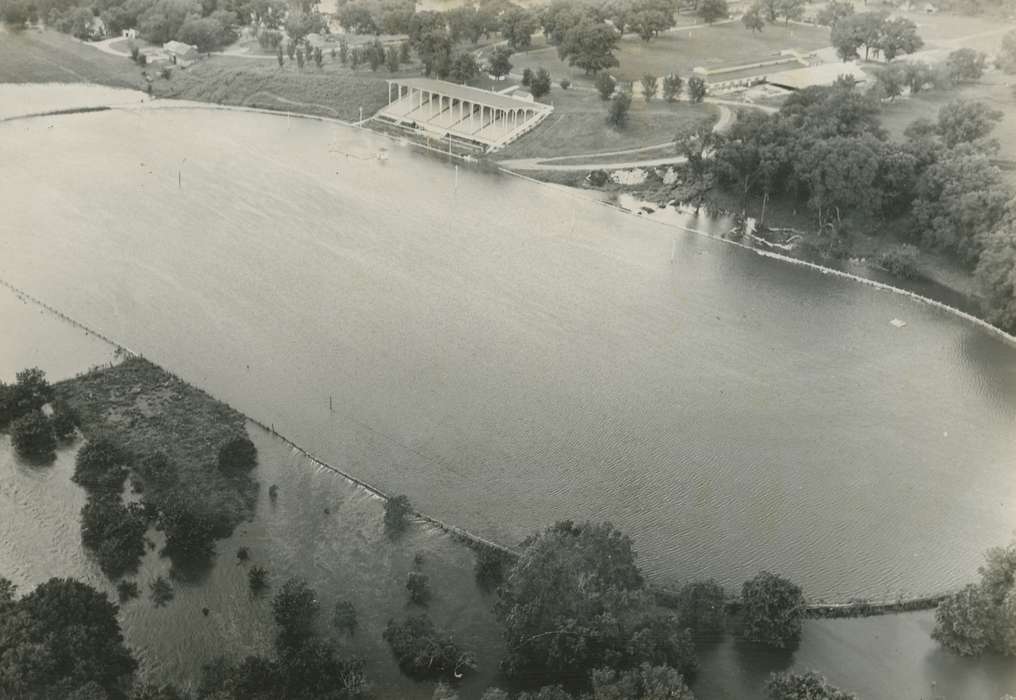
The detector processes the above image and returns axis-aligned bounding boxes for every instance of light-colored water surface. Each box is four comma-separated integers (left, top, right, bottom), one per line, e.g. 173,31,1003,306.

1,93,1015,605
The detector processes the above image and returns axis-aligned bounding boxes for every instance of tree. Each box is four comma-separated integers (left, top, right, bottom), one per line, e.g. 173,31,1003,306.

558,21,620,74
740,572,805,648
698,0,728,24
383,615,475,681
74,435,129,492
662,73,683,101
176,17,230,52
296,48,305,69
248,565,269,593
406,571,430,605
674,580,726,639
495,521,695,683
487,46,513,80
0,578,138,697
1,367,53,428
448,51,479,83
627,0,677,41
932,583,998,655
675,119,720,189
386,45,400,72
384,494,413,535
284,11,326,43
272,578,319,646
501,7,540,50
522,67,533,86
742,5,764,32
947,48,987,82
687,75,706,102
474,545,514,588
903,60,934,94
276,46,284,67
337,4,377,34
872,62,906,101
913,147,1008,263
875,16,922,61
816,0,853,27
340,39,350,64
80,498,148,579
830,12,884,61
936,100,1003,149
998,30,1016,74
218,435,257,472
606,90,632,127
640,74,658,102
11,410,56,460
765,670,857,699
531,68,553,99
590,664,695,699
1,1,28,29
775,0,803,25
595,71,617,100
333,600,357,634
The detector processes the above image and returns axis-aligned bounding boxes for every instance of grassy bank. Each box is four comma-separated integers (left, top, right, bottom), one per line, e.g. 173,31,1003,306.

55,357,258,543
0,27,147,87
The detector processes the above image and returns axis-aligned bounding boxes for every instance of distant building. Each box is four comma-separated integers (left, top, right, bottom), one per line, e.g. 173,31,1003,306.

121,28,137,39
163,40,200,66
765,62,867,91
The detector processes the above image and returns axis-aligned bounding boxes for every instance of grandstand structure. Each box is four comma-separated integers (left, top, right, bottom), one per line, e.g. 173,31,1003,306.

376,78,554,152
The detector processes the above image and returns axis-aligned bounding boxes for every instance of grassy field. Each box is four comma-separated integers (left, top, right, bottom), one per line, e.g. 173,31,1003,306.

0,27,148,88
55,358,259,541
511,21,832,83
497,88,717,160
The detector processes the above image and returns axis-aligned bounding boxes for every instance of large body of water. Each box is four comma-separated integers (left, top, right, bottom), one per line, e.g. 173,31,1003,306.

1,89,1015,604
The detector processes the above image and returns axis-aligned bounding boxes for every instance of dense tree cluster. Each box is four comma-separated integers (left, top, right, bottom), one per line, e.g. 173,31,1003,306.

0,577,138,698
80,497,149,578
740,571,806,648
830,12,922,62
765,670,857,700
495,521,697,691
383,614,475,681
933,540,1016,656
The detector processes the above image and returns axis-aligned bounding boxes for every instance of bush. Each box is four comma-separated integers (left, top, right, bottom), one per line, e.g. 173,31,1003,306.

595,71,616,100
333,599,357,634
384,494,413,536
407,571,430,605
272,577,319,644
588,169,610,187
117,580,139,602
740,572,805,648
1,367,53,428
383,615,475,681
249,565,269,593
80,497,148,579
74,435,130,492
11,410,56,460
149,576,174,606
155,498,217,559
521,67,533,86
531,68,552,99
877,244,920,279
560,78,571,89
217,435,257,472
606,91,631,128
50,399,78,441
765,670,857,699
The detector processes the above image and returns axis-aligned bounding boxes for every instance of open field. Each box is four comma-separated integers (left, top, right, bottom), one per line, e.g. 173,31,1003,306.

0,27,147,88
511,21,832,83
497,88,717,159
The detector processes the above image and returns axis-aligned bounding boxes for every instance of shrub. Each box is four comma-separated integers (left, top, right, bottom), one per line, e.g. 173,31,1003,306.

877,244,920,279
272,577,319,644
74,435,130,492
407,571,430,605
384,494,413,536
11,410,56,460
236,546,249,562
155,498,217,559
149,576,174,606
249,565,269,593
588,169,610,187
595,71,616,100
1,367,53,428
333,599,357,634
80,498,148,579
383,615,475,680
117,580,139,602
521,67,533,86
217,435,257,472
765,670,858,699
560,78,571,89
50,399,78,441
531,68,552,99
606,91,631,128
740,571,805,648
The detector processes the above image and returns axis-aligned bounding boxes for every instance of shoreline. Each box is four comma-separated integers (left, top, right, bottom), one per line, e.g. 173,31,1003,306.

0,273,966,616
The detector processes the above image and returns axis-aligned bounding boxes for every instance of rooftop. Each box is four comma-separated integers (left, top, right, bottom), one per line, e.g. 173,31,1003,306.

765,62,868,90
388,78,553,113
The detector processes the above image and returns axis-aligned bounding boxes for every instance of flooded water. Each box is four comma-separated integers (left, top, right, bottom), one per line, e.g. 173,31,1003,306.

1,93,1015,607
2,293,1014,698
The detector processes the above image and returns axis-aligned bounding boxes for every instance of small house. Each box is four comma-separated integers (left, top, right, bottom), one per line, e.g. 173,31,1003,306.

121,28,137,39
163,40,200,66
